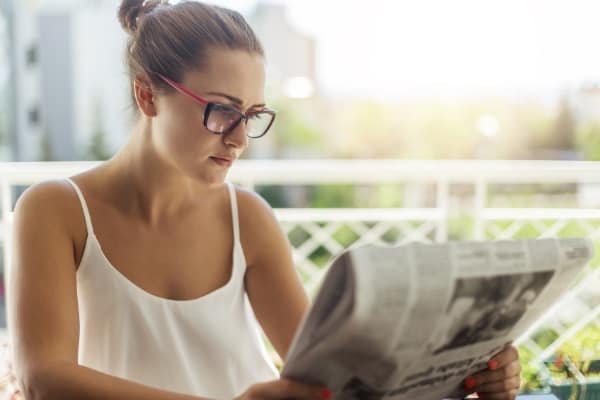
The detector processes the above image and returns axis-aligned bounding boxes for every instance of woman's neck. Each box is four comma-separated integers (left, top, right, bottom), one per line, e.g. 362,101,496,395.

101,119,219,226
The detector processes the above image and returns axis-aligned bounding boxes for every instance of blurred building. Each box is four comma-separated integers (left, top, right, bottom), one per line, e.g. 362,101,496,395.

0,0,12,161
248,2,318,159
249,3,316,97
4,0,130,161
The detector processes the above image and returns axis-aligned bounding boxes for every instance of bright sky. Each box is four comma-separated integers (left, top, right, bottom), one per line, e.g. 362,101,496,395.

212,0,600,100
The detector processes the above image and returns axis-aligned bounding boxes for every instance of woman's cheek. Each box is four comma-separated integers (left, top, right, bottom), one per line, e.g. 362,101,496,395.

155,118,200,161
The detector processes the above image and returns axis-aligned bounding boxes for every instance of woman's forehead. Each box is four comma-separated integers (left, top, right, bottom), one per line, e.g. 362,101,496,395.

184,49,266,104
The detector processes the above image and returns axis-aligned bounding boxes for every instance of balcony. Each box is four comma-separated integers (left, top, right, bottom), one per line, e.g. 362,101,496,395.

0,159,599,394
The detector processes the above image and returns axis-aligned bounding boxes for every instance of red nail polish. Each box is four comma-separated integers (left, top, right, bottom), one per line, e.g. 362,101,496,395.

320,388,332,399
464,376,476,390
488,359,499,370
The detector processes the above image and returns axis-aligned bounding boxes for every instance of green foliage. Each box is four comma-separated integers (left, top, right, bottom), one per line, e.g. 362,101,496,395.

447,214,474,241
266,91,580,160
308,245,333,268
288,225,311,248
332,225,361,247
518,346,544,392
309,184,356,208
256,185,288,208
373,184,405,208
558,324,600,367
86,96,112,161
306,184,406,209
270,99,323,153
538,96,576,151
86,128,111,161
326,97,568,159
576,123,600,161
39,130,54,161
534,329,561,349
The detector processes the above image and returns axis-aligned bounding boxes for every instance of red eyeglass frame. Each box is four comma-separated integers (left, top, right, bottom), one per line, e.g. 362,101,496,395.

156,74,276,138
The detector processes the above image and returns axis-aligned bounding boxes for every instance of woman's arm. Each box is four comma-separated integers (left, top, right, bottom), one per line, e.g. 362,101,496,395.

238,189,309,359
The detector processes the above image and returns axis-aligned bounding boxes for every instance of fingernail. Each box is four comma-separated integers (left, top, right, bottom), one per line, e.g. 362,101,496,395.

320,388,332,399
464,376,476,390
488,359,499,370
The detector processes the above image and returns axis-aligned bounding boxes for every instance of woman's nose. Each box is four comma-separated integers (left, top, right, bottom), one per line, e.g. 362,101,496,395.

223,119,249,149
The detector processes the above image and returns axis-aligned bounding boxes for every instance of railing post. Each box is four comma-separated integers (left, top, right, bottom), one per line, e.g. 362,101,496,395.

474,178,486,240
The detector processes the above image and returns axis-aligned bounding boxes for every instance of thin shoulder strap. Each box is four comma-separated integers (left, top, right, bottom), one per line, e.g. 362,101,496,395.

226,182,240,244
65,178,95,236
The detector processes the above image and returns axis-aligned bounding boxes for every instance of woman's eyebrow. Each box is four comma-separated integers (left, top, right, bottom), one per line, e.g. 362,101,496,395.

206,91,266,108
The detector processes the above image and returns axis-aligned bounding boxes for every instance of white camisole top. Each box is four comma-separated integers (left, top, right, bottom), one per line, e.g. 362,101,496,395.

66,179,278,399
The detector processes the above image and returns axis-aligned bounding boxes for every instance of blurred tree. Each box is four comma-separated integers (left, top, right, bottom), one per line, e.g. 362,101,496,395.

334,99,486,159
87,128,111,161
525,96,576,159
86,97,111,160
270,98,322,157
39,129,54,161
270,93,569,160
334,100,408,158
309,184,356,208
576,122,600,161
551,96,576,150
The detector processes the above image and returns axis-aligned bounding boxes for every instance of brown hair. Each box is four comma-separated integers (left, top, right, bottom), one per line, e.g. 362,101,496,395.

117,0,264,102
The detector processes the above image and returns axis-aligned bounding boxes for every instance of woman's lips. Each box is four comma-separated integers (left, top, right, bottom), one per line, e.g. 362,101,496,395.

210,156,233,167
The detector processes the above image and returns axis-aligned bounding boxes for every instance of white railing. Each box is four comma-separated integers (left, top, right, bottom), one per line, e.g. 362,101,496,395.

1,159,600,376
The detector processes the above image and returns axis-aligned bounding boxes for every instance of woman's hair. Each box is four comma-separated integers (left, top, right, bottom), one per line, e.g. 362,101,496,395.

117,0,264,101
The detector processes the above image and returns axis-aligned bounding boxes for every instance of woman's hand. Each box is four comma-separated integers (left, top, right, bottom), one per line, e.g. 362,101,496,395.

235,378,332,400
463,345,521,399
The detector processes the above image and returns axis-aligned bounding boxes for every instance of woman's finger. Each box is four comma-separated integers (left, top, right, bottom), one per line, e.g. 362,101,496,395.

487,345,519,370
468,359,521,386
474,374,520,394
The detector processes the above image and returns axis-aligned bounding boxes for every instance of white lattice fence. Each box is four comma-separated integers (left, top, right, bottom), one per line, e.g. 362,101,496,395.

481,214,600,378
275,208,442,293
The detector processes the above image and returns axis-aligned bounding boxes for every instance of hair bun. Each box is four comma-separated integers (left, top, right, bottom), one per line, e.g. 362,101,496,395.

118,0,167,34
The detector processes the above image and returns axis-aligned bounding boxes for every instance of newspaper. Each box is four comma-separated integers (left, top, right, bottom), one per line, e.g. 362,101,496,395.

282,238,594,400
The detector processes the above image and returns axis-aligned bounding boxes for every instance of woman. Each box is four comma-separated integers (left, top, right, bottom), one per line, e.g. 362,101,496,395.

7,1,521,399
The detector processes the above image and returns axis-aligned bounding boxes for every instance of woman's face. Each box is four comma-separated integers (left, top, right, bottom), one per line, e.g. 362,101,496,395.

151,48,267,185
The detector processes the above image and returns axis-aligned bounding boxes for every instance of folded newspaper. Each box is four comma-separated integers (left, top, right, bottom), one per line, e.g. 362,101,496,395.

282,238,594,400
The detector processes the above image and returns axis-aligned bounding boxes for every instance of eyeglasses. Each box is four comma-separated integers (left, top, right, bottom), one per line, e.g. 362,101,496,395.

157,74,276,139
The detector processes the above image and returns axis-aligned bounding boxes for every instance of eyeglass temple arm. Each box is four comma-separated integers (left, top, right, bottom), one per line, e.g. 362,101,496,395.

157,74,210,105
158,73,276,117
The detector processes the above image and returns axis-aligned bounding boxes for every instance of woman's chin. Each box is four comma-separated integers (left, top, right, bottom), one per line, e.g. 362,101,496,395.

189,167,228,186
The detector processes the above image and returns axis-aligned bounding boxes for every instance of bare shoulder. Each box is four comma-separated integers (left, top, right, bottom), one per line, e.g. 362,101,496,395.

16,179,78,215
235,185,276,220
234,186,289,266
14,179,84,239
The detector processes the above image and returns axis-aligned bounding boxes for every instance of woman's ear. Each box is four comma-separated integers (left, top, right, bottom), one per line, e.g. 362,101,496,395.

133,78,157,117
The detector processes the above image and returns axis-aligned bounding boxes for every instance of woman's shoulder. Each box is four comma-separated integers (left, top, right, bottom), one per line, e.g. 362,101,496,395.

234,185,277,226
233,185,288,263
16,179,78,211
14,179,85,239
234,184,272,210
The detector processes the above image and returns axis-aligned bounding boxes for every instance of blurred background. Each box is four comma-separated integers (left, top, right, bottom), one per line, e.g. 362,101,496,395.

2,0,600,398
1,0,600,162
